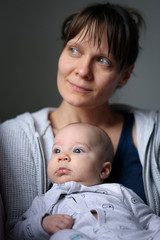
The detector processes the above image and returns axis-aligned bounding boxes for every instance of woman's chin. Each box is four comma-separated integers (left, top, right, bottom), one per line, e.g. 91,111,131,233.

63,96,95,108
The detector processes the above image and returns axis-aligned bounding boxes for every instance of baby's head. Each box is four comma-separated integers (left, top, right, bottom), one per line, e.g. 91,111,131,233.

48,122,114,186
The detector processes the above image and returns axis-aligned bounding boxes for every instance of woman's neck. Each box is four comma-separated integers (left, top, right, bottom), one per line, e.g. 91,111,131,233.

49,100,121,133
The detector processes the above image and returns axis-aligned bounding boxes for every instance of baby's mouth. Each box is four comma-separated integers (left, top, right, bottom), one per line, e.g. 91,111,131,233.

56,167,71,175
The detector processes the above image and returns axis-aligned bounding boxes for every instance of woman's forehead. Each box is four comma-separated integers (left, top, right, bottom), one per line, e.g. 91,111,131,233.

74,23,108,47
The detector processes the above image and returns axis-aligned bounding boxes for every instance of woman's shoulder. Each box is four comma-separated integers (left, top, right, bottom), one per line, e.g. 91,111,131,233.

0,112,35,144
111,104,160,137
0,107,55,136
111,103,160,120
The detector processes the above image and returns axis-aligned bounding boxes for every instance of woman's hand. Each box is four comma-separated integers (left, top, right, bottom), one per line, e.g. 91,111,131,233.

41,214,74,235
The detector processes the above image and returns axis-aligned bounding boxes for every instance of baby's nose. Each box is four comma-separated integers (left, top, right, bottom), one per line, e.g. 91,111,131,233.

58,153,71,162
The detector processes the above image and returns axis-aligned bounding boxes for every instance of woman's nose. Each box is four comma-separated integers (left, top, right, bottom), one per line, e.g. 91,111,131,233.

58,153,71,162
76,58,93,80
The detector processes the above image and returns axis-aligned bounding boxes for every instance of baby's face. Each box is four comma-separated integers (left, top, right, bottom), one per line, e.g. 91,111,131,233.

48,124,111,186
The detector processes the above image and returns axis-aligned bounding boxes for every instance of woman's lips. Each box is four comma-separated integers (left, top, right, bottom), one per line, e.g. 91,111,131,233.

69,81,92,93
56,168,70,175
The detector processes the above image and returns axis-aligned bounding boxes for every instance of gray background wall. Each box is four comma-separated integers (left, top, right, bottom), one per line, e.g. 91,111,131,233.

1,0,160,122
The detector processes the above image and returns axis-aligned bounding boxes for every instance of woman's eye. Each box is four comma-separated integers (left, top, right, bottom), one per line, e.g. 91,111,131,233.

98,57,110,66
70,47,79,55
73,148,83,153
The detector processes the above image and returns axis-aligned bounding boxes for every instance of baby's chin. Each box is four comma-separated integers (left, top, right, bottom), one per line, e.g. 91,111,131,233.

52,176,73,185
52,177,103,186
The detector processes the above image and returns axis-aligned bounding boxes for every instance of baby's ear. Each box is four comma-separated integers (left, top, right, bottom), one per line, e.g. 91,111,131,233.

100,162,112,180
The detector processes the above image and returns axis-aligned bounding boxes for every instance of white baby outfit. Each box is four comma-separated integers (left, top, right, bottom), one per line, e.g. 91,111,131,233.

14,181,160,240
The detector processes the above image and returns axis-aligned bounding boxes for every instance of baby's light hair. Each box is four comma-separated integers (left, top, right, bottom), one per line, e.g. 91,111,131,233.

89,124,114,164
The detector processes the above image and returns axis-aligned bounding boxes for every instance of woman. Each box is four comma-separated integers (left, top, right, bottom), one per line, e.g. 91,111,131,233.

0,2,160,239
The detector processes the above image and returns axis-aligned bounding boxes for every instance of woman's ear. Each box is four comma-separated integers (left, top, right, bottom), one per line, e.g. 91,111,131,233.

118,64,135,87
100,162,112,180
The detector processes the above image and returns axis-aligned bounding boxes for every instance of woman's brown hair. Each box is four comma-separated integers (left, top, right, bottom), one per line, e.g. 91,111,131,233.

61,2,144,71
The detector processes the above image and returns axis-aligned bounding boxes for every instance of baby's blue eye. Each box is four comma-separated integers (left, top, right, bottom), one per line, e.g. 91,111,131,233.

55,149,61,154
73,148,83,153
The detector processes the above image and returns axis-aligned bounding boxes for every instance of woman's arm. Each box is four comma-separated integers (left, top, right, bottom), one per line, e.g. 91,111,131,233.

0,117,43,238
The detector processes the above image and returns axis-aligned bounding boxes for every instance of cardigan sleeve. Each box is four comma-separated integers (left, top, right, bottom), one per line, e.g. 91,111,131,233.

134,109,160,215
0,115,44,239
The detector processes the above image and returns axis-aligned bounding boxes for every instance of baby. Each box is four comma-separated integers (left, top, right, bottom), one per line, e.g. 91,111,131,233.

14,123,160,240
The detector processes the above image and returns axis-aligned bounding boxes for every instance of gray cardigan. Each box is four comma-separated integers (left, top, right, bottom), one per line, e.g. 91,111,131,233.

0,106,160,239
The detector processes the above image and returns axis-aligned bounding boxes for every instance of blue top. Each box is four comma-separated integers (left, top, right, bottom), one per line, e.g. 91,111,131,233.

106,113,147,204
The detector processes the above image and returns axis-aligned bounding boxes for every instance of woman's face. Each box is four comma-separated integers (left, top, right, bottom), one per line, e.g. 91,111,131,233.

57,30,130,109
